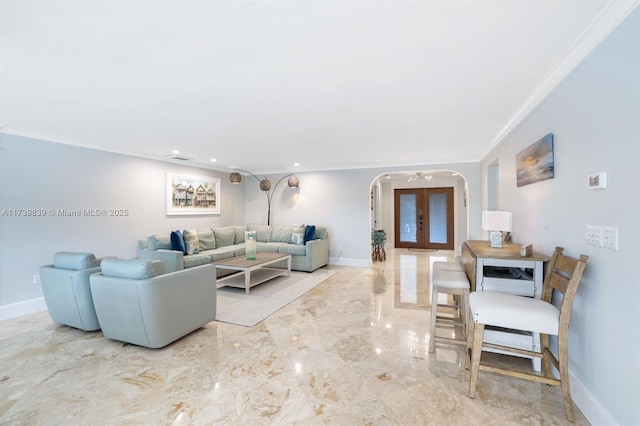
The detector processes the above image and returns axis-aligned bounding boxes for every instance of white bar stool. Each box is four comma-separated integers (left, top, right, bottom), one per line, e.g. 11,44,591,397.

429,265,470,353
433,258,463,273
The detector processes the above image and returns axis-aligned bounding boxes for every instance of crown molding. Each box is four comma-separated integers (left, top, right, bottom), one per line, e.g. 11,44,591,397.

488,0,640,153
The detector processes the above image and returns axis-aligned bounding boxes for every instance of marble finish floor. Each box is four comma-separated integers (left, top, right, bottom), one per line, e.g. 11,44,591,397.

1,249,588,425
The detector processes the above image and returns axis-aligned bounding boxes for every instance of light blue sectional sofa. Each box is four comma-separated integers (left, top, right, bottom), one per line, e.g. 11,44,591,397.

138,224,329,274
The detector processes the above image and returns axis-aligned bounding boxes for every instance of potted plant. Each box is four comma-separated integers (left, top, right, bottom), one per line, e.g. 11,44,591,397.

371,229,387,261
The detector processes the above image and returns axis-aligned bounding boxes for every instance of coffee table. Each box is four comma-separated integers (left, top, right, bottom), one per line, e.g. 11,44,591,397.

213,252,292,294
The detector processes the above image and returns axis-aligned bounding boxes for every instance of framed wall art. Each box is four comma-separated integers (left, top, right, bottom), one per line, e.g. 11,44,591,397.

166,173,221,215
516,133,555,187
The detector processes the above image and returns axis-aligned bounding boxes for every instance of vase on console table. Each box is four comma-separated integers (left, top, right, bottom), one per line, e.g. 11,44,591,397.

245,231,257,260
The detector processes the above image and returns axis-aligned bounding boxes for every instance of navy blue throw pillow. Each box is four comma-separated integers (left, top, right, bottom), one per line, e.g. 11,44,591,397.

303,225,316,245
170,230,186,254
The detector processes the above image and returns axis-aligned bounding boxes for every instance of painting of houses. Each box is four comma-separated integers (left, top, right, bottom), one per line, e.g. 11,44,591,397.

167,174,220,215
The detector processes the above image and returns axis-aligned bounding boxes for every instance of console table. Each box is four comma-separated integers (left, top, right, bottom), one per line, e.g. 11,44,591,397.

461,240,548,370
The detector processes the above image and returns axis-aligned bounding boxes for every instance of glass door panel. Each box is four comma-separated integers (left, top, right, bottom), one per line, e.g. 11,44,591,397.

428,192,447,244
394,187,453,250
399,193,418,244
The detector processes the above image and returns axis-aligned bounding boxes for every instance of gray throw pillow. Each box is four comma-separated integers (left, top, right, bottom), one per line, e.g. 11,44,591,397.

197,228,216,250
214,227,235,247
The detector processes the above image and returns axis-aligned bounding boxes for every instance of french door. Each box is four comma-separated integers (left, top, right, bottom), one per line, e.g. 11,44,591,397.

394,187,454,250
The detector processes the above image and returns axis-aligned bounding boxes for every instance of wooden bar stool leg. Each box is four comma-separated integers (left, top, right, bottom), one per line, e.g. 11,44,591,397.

468,322,485,398
464,305,474,370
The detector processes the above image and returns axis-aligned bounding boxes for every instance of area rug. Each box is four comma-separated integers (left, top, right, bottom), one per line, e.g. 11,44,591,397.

215,268,338,327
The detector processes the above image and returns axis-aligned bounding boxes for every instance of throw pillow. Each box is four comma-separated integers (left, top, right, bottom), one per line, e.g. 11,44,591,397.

170,230,186,254
271,225,293,243
234,226,247,244
291,224,305,246
182,229,200,255
214,227,236,248
304,225,316,245
197,228,216,251
254,225,272,242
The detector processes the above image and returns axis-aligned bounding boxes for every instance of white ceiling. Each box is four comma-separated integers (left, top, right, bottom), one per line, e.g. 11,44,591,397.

1,1,637,174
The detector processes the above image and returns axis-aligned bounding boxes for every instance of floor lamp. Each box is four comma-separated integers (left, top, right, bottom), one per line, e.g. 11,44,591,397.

229,169,299,225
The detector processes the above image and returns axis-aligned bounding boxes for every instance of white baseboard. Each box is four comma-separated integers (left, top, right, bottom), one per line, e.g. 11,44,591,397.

0,297,47,321
329,257,370,267
571,369,619,426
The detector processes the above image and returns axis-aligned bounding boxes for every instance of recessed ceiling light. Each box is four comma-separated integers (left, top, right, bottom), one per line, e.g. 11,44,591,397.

210,158,217,162
172,149,180,154
294,163,300,167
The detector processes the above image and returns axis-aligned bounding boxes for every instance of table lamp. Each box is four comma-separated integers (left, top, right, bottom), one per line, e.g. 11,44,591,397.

482,211,512,248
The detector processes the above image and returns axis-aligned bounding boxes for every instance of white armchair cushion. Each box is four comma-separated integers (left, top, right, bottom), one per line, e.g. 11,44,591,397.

53,252,97,270
469,291,560,336
101,258,166,279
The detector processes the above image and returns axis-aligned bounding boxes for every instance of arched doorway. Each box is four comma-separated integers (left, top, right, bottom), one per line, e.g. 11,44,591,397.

371,170,469,252
394,186,454,250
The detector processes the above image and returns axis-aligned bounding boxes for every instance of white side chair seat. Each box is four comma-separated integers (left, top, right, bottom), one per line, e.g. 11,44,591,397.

429,267,470,352
470,292,560,335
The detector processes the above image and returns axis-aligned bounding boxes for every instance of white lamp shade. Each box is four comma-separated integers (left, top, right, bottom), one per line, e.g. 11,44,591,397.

482,211,512,232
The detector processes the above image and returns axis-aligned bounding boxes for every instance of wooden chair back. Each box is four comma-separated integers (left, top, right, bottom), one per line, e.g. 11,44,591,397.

540,246,589,332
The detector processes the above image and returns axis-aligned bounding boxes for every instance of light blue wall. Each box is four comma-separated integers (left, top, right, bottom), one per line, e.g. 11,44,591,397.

482,9,639,425
0,134,481,310
242,164,482,265
0,135,245,308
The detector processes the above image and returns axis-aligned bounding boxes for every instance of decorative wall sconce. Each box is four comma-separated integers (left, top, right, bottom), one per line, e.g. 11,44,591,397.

229,169,299,225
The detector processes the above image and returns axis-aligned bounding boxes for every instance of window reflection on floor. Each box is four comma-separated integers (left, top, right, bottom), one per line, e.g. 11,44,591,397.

389,249,457,311
400,255,417,304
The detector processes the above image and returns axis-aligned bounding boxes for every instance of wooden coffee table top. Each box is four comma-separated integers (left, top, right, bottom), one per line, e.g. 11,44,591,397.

213,252,290,268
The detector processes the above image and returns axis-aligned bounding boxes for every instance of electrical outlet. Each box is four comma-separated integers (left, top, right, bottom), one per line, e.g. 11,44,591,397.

586,225,603,247
603,226,619,251
33,274,41,285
